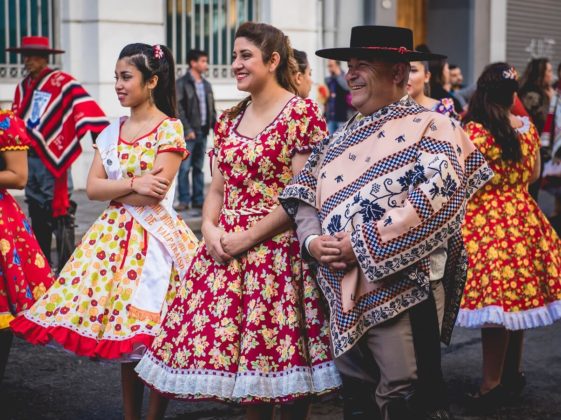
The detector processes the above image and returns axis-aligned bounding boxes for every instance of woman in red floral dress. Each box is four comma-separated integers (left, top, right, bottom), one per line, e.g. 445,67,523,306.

0,110,54,381
457,63,561,411
136,22,341,419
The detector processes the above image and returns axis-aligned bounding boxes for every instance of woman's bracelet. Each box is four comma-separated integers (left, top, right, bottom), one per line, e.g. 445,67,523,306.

130,176,136,192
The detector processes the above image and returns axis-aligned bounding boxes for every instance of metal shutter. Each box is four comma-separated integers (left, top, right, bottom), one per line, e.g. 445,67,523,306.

507,0,561,74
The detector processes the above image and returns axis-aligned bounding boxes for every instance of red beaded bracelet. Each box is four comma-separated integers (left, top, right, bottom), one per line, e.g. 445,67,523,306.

130,176,136,192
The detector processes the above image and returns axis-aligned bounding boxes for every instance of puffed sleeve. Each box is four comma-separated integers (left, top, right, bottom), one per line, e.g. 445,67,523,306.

288,98,328,157
464,121,500,163
0,111,30,152
156,118,188,159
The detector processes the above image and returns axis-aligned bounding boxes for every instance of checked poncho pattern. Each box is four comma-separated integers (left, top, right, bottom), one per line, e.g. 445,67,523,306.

280,97,492,356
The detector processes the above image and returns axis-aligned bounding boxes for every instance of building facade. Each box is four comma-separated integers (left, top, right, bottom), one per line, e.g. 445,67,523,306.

1,0,560,190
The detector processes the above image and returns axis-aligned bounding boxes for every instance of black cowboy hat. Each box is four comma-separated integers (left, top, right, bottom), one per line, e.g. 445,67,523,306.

316,26,446,62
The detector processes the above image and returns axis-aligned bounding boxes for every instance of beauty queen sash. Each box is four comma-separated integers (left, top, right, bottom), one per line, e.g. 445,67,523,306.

96,118,192,322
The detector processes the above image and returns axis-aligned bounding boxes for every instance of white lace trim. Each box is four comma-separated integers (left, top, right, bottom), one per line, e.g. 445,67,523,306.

456,301,561,330
21,311,158,342
135,352,342,401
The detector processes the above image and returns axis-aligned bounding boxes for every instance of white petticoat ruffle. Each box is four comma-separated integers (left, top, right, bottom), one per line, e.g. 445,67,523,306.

456,301,561,330
135,351,342,401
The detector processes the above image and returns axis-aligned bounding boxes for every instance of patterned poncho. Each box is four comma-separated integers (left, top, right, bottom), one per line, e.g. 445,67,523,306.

12,67,109,216
280,97,492,356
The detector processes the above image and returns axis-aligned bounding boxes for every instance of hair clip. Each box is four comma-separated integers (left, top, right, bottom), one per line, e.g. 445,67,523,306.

502,67,517,80
153,44,164,60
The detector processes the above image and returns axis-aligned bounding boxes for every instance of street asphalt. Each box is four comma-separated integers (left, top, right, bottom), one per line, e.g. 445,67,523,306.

2,190,561,419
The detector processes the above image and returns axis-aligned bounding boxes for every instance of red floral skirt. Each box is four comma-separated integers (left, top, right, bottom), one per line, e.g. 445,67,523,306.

135,211,341,403
458,190,561,329
0,190,54,329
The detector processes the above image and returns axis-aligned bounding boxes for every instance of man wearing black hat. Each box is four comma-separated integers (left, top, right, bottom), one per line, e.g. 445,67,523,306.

7,36,109,271
280,26,492,419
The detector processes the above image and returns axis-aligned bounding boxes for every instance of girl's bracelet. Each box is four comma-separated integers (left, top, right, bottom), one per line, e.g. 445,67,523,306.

130,176,136,192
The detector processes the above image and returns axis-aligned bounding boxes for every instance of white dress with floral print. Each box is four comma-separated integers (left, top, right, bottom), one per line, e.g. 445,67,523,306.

12,118,199,361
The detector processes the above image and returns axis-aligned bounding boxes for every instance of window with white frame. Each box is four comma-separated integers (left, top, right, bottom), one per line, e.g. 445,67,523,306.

0,0,59,80
167,0,258,79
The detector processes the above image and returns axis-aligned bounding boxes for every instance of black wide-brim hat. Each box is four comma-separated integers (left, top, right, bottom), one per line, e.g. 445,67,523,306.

316,26,446,62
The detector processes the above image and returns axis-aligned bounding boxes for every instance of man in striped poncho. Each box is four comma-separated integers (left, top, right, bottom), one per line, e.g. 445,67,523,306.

7,36,109,270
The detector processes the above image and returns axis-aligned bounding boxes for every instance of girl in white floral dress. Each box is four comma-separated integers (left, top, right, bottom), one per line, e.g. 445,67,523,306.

11,43,198,419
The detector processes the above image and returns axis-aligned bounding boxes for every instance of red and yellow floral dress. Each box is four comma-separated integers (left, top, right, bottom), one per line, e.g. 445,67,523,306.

0,110,54,329
457,117,561,329
136,97,341,403
11,118,199,360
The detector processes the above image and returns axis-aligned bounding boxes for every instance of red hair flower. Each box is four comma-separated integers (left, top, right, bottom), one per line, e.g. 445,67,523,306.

153,44,164,60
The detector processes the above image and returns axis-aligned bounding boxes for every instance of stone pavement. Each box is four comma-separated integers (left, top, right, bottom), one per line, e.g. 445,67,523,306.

5,190,561,419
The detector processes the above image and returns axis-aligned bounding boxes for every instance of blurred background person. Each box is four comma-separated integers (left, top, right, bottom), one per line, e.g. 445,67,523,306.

325,59,352,133
449,63,468,109
519,58,554,136
407,60,459,121
429,58,463,113
555,62,561,90
175,49,216,213
519,58,555,201
293,49,313,98
449,64,464,90
6,36,109,273
316,83,329,113
535,60,561,226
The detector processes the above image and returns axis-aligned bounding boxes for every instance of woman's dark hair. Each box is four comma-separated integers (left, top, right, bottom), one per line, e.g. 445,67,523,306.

428,58,447,93
226,22,299,119
519,58,550,94
293,49,309,74
118,43,177,117
464,62,521,161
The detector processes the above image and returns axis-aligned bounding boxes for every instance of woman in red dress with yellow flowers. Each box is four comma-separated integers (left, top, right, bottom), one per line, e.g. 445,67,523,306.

0,110,54,382
457,63,561,411
136,22,340,419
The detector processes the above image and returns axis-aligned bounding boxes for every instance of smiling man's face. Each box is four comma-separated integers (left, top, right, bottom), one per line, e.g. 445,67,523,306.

346,58,408,115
